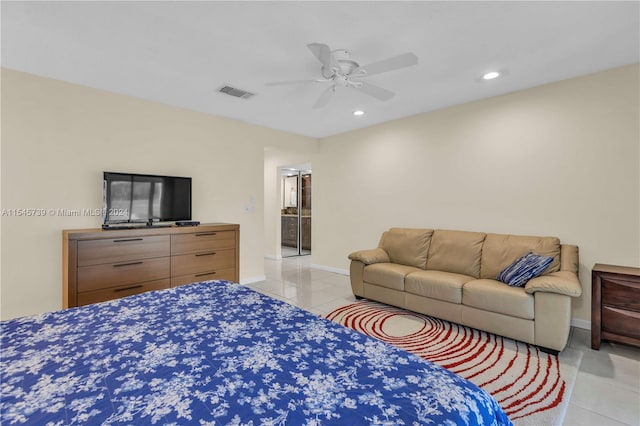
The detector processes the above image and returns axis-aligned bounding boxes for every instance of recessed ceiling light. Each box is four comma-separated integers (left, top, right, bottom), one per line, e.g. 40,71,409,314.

353,110,365,116
482,71,501,80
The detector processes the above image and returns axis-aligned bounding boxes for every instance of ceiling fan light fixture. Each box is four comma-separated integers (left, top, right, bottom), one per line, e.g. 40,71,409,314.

482,71,501,80
353,110,365,116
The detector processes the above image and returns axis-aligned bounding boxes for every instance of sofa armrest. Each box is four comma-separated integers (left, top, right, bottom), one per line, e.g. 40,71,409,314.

524,271,582,297
348,248,390,265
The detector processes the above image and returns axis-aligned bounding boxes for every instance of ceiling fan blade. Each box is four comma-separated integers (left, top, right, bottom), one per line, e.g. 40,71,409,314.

312,84,336,109
307,43,339,71
353,81,395,101
354,52,418,77
265,79,325,86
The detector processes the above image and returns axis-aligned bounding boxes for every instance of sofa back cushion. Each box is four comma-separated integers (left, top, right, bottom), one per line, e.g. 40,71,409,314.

379,228,433,269
426,230,486,278
480,233,561,279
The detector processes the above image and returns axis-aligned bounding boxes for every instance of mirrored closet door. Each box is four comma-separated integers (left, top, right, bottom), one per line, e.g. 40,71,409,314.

281,167,311,257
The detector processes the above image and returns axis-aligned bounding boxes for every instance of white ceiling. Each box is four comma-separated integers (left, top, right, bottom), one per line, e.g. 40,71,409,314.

2,1,638,138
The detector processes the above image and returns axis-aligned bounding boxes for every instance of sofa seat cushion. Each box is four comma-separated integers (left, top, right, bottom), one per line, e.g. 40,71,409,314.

363,263,421,291
405,270,475,304
462,279,535,320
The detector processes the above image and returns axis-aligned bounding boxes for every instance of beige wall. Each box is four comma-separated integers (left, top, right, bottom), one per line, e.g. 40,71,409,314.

3,65,638,326
313,64,640,325
0,69,315,320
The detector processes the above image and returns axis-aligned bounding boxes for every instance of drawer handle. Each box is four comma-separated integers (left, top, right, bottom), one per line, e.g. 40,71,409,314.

114,285,144,292
113,261,143,268
195,252,216,257
113,238,143,243
195,232,217,237
195,271,217,278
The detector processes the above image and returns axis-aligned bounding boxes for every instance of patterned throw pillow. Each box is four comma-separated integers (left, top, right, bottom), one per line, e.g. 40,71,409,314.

497,252,554,287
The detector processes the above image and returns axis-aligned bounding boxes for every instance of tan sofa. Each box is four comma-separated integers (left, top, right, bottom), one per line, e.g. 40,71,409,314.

348,228,582,353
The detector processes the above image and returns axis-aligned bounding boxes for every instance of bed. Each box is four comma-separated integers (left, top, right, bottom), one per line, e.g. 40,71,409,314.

1,280,511,425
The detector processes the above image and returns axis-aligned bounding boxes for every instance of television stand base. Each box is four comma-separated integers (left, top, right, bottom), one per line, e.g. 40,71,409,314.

102,224,140,230
101,223,174,230
175,221,200,227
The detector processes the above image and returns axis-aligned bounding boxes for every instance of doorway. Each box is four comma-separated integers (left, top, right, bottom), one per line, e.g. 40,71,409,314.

281,167,311,257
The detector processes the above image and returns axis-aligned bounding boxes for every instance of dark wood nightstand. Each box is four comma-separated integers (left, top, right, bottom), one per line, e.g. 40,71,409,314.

591,263,640,350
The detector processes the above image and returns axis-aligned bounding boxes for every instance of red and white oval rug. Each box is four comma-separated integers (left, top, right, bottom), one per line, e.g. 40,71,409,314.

327,300,581,425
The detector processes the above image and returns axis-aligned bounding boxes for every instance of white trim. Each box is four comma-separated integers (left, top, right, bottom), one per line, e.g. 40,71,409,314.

240,275,266,285
571,318,591,330
264,254,282,260
310,263,349,276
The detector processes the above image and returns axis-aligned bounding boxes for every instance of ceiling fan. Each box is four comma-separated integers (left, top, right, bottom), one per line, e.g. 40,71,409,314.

266,43,418,109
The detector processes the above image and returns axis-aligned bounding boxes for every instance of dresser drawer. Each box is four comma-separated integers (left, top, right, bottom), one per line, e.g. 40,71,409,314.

77,279,170,306
602,306,640,339
77,235,170,266
77,257,170,292
171,267,236,287
171,248,235,277
171,231,236,255
602,277,640,311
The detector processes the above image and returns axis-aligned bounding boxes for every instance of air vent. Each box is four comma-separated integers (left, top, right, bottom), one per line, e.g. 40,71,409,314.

217,85,255,99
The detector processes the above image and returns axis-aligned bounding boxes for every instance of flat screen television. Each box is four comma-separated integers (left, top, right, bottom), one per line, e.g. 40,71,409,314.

102,172,192,225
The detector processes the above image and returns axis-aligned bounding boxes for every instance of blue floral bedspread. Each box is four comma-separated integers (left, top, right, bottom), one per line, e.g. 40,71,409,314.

1,281,511,425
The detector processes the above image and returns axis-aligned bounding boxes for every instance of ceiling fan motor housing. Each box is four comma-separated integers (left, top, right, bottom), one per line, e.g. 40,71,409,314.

321,49,360,78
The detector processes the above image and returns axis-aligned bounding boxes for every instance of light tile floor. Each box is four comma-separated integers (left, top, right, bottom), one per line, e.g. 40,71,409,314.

247,256,640,426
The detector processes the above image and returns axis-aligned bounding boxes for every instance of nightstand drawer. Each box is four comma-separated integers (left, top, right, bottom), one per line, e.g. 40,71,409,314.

78,235,170,266
602,277,640,311
78,257,170,292
171,231,236,255
171,248,235,276
171,267,236,287
602,306,640,339
78,279,170,306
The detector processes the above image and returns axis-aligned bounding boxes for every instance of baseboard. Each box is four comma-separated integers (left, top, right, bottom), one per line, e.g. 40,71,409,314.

264,254,282,260
571,318,591,330
240,275,266,285
310,263,349,276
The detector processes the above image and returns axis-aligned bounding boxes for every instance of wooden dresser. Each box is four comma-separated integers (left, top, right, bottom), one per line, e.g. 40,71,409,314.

591,263,640,350
63,223,239,308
